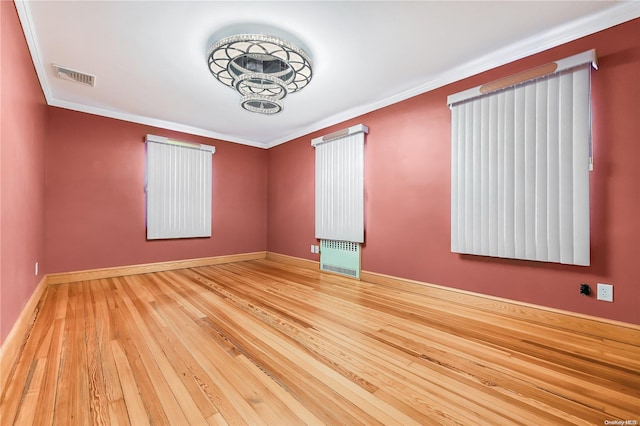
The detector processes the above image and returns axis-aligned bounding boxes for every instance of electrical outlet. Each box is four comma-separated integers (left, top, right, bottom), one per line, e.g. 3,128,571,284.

597,283,613,302
311,244,315,253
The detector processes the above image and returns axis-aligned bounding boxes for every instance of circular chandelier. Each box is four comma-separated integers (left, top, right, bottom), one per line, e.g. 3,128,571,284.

207,34,313,115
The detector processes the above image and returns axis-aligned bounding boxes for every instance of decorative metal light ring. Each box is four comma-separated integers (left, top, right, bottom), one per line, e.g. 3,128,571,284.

233,73,288,100
228,57,295,85
207,33,313,94
240,94,283,114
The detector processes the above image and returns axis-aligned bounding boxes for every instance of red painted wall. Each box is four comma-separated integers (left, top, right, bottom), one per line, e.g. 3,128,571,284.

45,108,268,273
1,2,48,344
268,19,640,325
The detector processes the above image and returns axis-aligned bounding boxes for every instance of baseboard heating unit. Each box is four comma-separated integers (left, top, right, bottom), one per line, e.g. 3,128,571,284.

319,240,361,279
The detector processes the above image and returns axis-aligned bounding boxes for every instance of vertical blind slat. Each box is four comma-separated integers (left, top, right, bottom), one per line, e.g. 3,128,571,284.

480,97,490,255
451,107,460,252
547,75,561,262
572,67,591,266
504,89,515,259
524,82,537,260
497,93,505,257
535,79,549,261
514,85,526,259
464,103,473,251
559,72,574,264
488,95,498,256
472,100,482,254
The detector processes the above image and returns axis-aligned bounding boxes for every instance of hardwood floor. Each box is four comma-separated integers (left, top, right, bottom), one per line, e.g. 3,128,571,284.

1,259,638,425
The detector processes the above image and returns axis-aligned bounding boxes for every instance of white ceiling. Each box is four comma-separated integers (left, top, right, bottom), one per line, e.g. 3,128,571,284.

16,1,640,149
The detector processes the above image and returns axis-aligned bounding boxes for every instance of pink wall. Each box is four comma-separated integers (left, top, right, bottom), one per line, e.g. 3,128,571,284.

1,2,637,346
268,19,640,325
44,108,268,273
1,2,48,344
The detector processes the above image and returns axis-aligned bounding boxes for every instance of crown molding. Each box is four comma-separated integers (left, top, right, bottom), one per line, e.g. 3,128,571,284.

15,1,639,150
264,2,640,148
14,0,53,104
48,99,267,148
14,0,266,149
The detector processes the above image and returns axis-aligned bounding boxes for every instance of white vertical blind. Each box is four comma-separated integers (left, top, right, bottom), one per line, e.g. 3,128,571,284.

146,136,214,240
450,63,592,266
313,125,367,243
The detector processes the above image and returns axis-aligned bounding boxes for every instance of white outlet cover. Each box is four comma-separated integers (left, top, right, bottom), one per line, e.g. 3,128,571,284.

597,283,613,302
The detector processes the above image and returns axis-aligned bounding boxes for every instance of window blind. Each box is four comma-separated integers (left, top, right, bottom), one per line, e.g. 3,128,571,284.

145,135,215,240
312,124,368,243
449,50,595,266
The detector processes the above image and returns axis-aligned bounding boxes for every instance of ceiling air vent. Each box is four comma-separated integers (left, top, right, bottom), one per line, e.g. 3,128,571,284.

52,64,95,87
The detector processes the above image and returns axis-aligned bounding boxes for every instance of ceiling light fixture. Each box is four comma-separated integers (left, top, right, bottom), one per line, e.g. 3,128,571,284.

207,34,312,115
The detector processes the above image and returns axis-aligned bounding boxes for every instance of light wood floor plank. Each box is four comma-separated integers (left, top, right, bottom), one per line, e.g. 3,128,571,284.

110,340,150,426
32,318,64,425
2,260,638,425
